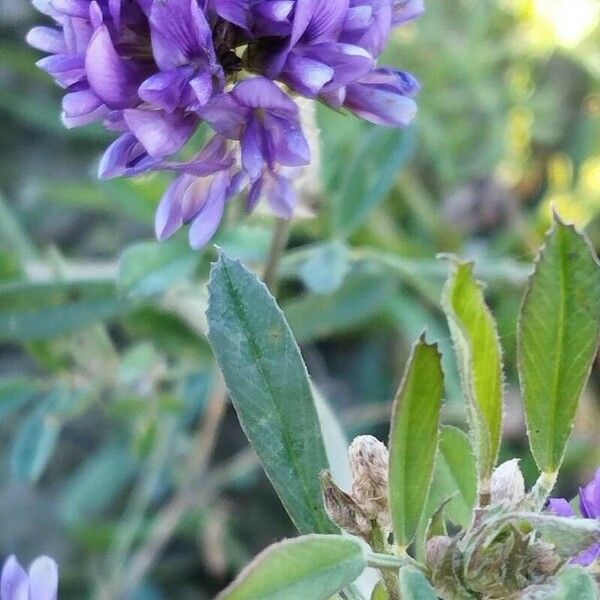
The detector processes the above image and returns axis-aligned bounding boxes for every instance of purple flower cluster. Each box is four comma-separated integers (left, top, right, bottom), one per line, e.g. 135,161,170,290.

1,555,58,600
28,0,422,247
549,469,600,566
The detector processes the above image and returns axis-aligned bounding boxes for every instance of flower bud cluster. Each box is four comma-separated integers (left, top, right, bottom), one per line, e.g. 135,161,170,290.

321,435,391,539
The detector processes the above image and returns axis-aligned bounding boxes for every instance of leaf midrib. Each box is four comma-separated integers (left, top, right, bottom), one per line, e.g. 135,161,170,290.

547,232,567,470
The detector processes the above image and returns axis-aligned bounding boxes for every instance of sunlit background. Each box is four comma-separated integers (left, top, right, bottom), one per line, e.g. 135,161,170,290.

1,1,599,598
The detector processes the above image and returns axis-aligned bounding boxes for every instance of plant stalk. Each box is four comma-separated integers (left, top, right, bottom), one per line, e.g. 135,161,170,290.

370,524,401,600
262,217,291,293
525,470,558,512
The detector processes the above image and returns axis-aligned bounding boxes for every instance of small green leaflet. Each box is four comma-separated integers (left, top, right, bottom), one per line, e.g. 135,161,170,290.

399,567,438,600
216,535,366,600
389,336,444,547
551,566,598,600
442,260,504,490
518,217,600,473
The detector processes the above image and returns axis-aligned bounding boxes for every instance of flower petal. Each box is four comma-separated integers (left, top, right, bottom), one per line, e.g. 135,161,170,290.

1,556,29,600
85,25,145,108
28,557,59,600
124,108,198,158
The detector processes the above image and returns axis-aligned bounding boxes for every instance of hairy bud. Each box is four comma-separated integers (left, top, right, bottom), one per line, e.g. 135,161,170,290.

320,470,371,539
348,435,390,527
524,541,563,582
426,535,454,571
491,459,525,507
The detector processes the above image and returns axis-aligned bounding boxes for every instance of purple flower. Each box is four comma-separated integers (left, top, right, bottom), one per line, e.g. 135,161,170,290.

548,469,600,566
1,555,59,600
29,0,422,247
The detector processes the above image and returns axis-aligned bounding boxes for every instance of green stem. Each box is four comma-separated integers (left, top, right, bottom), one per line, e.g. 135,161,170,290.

367,553,410,570
370,524,401,600
262,217,291,293
525,470,558,512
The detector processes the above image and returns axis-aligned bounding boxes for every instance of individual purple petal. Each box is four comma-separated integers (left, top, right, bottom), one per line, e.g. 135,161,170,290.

344,79,417,126
138,67,195,113
393,0,425,25
231,77,298,113
292,0,350,46
26,27,67,53
263,113,311,166
123,109,198,158
547,498,575,518
572,543,600,567
248,170,296,218
342,5,373,35
297,43,374,92
98,133,161,179
199,93,249,139
189,193,226,249
189,70,214,107
62,89,108,128
252,0,294,30
241,115,267,180
281,53,334,97
155,175,191,240
579,469,600,519
85,25,145,109
150,0,215,70
36,54,86,88
51,0,89,17
62,19,93,54
162,135,235,176
1,556,29,600
28,557,59,600
214,0,250,29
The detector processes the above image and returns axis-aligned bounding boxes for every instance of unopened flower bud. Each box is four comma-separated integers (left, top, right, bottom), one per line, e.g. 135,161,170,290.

526,541,562,579
491,459,525,507
425,535,454,571
320,470,371,539
348,435,390,526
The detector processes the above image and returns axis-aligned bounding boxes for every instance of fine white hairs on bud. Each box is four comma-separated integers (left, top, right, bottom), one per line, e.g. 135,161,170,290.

491,459,525,506
348,435,390,527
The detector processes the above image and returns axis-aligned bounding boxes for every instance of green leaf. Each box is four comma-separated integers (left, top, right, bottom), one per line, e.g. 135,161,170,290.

313,386,352,490
552,566,598,599
10,390,65,482
118,239,198,298
297,242,350,295
442,261,504,490
518,218,600,473
216,535,366,600
370,582,389,600
0,280,133,342
331,126,415,236
60,440,138,523
509,512,600,560
284,271,392,343
414,427,476,560
389,336,444,547
398,567,438,600
207,254,335,534
434,426,477,528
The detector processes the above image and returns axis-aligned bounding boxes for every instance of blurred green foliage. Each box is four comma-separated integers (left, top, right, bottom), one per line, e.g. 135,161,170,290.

0,0,599,597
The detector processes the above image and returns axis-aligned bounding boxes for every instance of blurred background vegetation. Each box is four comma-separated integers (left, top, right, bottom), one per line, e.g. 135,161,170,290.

1,0,600,597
